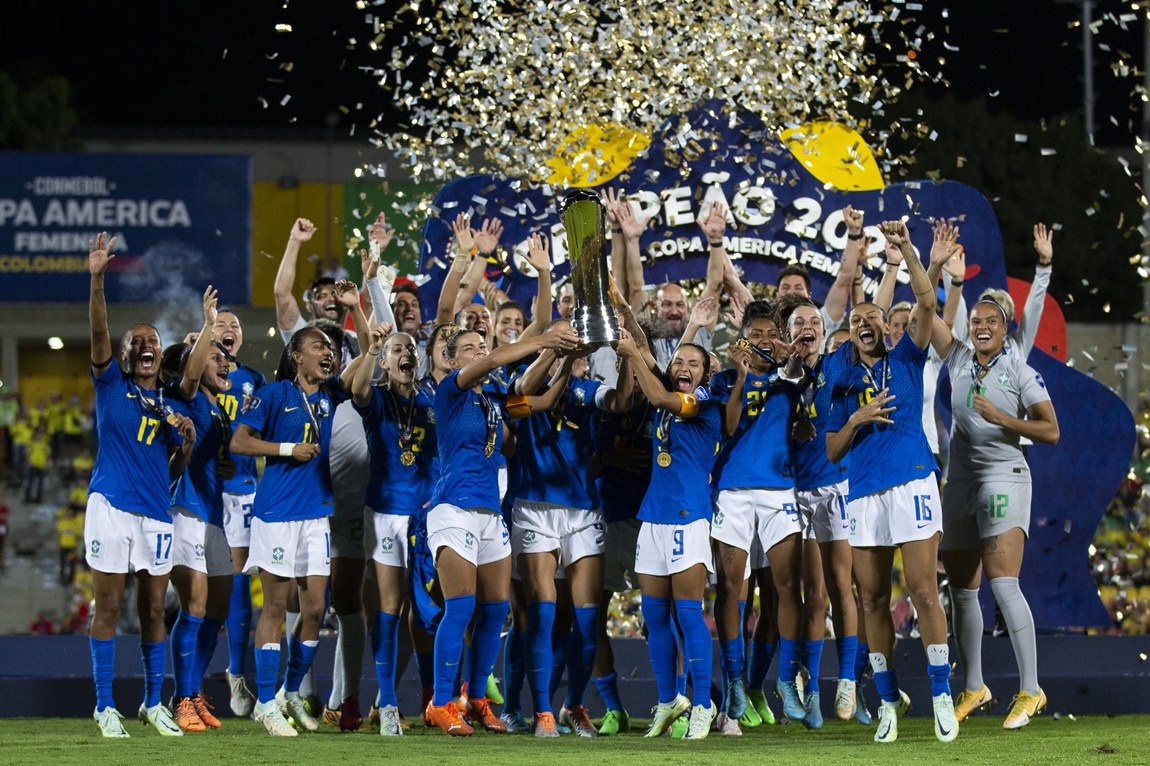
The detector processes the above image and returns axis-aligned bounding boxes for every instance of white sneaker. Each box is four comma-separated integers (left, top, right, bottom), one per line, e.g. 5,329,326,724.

254,699,298,736
378,704,403,736
874,690,910,744
716,711,742,736
834,678,857,720
278,688,320,732
137,703,183,736
93,707,129,738
933,693,959,742
227,671,255,718
645,694,690,737
684,701,718,740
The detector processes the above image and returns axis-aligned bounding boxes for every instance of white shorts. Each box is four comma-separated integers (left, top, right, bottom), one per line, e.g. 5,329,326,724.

712,489,802,567
846,475,942,548
171,507,233,576
797,481,851,545
427,504,510,566
83,492,174,575
222,492,254,548
634,519,714,577
511,499,605,567
940,478,1032,552
246,517,331,578
367,511,411,569
329,501,369,560
602,517,642,592
748,535,770,571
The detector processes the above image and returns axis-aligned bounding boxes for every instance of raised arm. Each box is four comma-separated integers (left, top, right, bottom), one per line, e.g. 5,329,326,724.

88,232,117,370
1014,223,1054,356
437,214,479,325
723,344,752,437
456,324,579,391
615,200,651,313
603,188,629,299
824,206,865,323
680,295,718,346
335,280,371,356
520,232,553,342
879,219,940,350
873,238,903,312
454,218,504,313
349,321,390,408
274,218,315,333
614,329,685,413
179,286,219,400
363,213,397,327
941,246,966,329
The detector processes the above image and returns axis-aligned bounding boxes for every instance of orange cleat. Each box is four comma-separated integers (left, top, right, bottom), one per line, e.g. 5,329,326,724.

192,694,221,729
465,697,508,733
175,697,206,733
425,700,474,736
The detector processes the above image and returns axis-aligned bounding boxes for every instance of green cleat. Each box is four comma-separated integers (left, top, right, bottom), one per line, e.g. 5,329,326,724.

597,708,631,736
669,714,688,739
485,674,504,706
747,687,777,725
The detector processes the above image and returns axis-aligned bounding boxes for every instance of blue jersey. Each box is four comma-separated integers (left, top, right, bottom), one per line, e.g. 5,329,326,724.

709,368,800,491
237,378,350,522
827,335,937,500
356,385,438,515
89,364,182,522
430,370,505,513
637,396,722,525
171,389,228,527
594,401,654,523
217,364,265,496
793,349,851,491
511,377,603,510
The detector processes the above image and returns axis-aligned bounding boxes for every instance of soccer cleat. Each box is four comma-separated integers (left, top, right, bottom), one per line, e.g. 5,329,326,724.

834,679,857,721
645,693,690,737
1003,688,1047,730
425,701,474,736
669,714,688,739
873,690,910,744
174,697,207,732
716,712,742,736
485,673,505,705
339,696,363,731
378,704,403,736
596,708,630,736
93,706,130,738
776,680,806,721
954,684,993,722
227,671,255,718
559,704,598,738
746,688,775,726
278,690,320,732
684,702,717,740
500,710,531,733
854,685,873,725
533,711,560,738
253,699,298,736
138,703,184,736
465,697,508,733
803,690,824,729
933,693,959,742
192,694,221,729
725,677,749,719
322,705,341,728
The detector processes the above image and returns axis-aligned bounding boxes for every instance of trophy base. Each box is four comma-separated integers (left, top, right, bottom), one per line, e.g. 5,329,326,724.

572,305,621,351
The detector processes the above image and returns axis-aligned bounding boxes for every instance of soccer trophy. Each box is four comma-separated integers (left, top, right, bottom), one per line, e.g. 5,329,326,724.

561,189,621,349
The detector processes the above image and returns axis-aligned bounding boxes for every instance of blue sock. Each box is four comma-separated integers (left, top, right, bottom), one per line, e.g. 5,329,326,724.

855,641,870,680
778,638,800,684
593,671,623,712
836,635,858,681
467,601,509,697
566,606,599,708
747,640,776,688
433,594,474,705
171,611,203,698
415,651,435,691
140,641,166,708
871,652,900,704
254,644,281,704
526,601,556,713
928,663,951,697
675,599,713,708
284,635,319,694
676,673,688,698
502,626,526,714
372,611,401,706
802,639,824,693
226,574,252,675
194,617,225,692
640,595,678,703
90,637,115,712
720,637,744,679
550,627,568,701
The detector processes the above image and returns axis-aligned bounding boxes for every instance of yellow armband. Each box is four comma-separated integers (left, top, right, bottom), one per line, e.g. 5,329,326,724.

675,392,699,418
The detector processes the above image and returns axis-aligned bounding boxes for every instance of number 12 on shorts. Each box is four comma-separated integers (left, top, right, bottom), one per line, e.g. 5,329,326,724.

914,494,933,522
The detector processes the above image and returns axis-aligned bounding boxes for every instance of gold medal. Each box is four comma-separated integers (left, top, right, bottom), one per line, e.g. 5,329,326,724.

165,412,181,427
400,450,416,467
657,451,672,468
484,443,494,458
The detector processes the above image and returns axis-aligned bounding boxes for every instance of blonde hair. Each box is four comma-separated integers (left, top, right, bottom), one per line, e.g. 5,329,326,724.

978,288,1015,324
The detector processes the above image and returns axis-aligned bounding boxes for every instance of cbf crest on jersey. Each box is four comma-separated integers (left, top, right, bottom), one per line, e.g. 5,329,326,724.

241,394,261,414
425,406,436,425
318,398,331,417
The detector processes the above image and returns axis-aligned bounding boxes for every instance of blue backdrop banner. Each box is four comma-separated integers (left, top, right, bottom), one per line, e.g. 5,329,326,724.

0,152,252,303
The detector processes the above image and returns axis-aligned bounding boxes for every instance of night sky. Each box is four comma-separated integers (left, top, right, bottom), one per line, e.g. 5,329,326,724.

1,1,1142,146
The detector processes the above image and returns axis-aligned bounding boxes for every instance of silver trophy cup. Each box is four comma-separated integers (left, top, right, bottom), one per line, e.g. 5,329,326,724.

561,189,621,349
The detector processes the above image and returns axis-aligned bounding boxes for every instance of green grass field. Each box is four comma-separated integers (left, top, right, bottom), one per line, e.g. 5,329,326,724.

2,714,1148,766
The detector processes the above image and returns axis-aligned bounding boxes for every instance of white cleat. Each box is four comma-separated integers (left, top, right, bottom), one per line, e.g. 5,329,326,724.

254,699,298,736
94,706,129,738
227,671,255,718
684,701,718,740
137,703,183,736
874,690,910,744
277,688,320,732
835,678,857,721
378,704,403,736
716,712,742,736
645,694,690,737
933,693,959,742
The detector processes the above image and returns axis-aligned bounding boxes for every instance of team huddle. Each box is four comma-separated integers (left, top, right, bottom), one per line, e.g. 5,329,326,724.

81,197,1059,745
